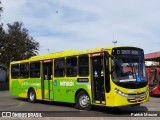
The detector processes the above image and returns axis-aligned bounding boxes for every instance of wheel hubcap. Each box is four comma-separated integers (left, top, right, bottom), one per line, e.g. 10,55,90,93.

79,95,90,107
30,92,35,101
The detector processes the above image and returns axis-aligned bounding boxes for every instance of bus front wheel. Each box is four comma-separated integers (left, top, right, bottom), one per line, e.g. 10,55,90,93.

75,91,91,110
28,89,36,103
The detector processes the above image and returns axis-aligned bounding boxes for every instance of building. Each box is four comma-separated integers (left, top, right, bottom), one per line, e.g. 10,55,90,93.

145,51,160,67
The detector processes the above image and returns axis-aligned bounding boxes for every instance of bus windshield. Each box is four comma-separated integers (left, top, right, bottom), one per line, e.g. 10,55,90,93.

112,55,147,88
150,71,158,85
149,69,160,85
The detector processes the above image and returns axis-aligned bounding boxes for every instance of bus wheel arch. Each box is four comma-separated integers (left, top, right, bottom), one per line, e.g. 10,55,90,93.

75,89,91,110
28,88,36,103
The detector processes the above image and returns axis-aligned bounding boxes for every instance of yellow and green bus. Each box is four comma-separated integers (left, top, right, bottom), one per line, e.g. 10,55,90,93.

9,46,149,110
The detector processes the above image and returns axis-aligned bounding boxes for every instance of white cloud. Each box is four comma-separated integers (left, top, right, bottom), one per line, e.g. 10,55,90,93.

1,0,160,55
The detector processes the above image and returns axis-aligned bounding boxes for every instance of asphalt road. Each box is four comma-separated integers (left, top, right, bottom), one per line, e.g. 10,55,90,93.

0,90,160,119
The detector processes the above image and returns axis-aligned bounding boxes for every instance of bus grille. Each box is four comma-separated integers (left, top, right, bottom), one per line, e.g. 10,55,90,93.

127,95,147,103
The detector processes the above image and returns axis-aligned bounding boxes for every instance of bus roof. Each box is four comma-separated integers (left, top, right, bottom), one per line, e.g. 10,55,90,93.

10,46,142,64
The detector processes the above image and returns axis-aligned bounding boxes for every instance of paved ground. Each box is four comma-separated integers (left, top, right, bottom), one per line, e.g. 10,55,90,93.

0,90,160,119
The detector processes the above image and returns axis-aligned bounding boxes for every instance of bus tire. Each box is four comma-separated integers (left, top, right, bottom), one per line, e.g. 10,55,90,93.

75,91,91,110
131,103,140,106
28,89,36,103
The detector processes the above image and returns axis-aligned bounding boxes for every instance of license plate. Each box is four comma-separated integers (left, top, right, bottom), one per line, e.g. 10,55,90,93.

135,97,140,101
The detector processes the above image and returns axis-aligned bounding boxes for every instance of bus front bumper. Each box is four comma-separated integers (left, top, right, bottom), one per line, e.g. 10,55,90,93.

111,88,149,107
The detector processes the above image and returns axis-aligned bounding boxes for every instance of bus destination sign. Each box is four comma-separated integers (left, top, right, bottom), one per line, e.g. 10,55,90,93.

113,49,142,55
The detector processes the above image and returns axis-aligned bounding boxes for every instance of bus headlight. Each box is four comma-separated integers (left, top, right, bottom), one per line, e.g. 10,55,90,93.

114,88,128,97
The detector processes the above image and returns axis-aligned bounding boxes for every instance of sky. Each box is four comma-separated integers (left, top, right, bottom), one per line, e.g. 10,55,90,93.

1,0,160,55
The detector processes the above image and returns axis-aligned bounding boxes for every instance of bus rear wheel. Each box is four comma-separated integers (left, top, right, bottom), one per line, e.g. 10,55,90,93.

75,91,91,110
28,89,36,103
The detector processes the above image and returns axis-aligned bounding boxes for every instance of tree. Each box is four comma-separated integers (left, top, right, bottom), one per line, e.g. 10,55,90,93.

0,21,39,67
0,23,6,62
0,1,3,18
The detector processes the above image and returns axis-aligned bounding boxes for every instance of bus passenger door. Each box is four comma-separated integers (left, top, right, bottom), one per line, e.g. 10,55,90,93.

91,53,105,104
42,60,53,100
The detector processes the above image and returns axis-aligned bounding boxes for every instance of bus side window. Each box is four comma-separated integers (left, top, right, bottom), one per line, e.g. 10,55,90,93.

66,57,77,77
30,62,40,78
78,55,89,76
11,64,20,79
54,58,65,77
159,72,160,85
20,63,29,78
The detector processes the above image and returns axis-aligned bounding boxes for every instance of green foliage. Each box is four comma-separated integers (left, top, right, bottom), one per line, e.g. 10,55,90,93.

0,1,3,17
0,23,6,64
0,1,39,68
0,22,39,67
